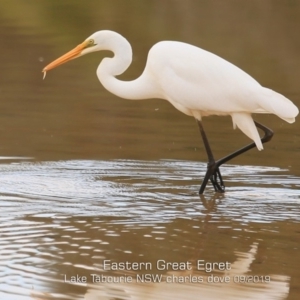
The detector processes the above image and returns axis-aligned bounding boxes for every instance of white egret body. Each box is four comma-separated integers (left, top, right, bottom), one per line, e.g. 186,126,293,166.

43,30,298,193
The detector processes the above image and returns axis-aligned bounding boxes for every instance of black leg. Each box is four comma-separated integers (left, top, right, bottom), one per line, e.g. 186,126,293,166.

197,120,225,194
197,120,273,194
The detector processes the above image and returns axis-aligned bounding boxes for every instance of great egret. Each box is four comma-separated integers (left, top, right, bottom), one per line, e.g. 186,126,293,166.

43,30,298,194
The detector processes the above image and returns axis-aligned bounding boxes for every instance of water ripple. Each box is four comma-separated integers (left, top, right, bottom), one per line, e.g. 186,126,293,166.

0,159,298,223
0,159,299,299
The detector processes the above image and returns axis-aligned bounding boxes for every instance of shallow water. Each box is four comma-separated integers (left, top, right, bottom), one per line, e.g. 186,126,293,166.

0,1,300,299
0,159,299,299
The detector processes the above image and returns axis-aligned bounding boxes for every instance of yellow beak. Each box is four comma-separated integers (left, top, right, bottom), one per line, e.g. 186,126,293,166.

42,41,87,77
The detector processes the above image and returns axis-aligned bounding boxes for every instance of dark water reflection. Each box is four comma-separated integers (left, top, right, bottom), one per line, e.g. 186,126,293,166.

0,0,300,299
0,159,299,299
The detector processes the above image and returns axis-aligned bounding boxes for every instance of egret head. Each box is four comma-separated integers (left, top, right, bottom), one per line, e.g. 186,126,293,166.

42,33,102,78
42,31,131,79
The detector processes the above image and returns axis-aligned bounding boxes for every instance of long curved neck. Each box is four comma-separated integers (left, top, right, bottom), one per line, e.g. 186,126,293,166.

96,33,158,100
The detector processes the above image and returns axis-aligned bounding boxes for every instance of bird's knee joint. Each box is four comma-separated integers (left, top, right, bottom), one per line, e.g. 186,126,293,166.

264,129,274,142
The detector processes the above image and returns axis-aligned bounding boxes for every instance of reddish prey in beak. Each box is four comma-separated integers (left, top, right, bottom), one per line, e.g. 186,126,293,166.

42,41,88,79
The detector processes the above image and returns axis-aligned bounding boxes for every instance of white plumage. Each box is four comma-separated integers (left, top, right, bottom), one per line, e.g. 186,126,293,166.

43,30,299,193
81,31,298,150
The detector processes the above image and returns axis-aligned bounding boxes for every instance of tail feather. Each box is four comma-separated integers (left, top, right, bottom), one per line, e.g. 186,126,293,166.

258,88,299,123
231,113,263,150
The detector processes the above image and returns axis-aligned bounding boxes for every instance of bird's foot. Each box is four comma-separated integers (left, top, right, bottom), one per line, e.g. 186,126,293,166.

199,163,225,194
210,167,225,193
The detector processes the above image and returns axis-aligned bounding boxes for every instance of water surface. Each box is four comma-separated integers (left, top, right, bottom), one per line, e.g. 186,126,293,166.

0,159,299,299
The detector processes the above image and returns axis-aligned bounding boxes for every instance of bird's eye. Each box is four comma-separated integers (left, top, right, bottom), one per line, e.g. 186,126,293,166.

85,39,96,48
